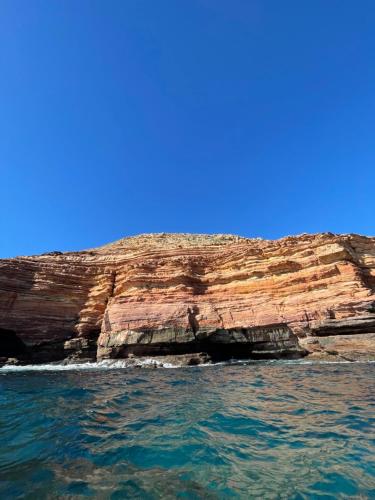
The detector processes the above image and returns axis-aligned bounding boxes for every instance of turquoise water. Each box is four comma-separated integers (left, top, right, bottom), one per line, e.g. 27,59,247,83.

0,361,374,499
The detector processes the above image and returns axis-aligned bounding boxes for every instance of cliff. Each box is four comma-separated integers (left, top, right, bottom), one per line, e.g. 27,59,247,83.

0,232,374,365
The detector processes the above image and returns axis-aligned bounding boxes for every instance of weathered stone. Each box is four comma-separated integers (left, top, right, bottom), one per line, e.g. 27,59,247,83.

0,357,20,366
0,232,374,362
300,333,375,361
96,323,306,360
310,316,375,336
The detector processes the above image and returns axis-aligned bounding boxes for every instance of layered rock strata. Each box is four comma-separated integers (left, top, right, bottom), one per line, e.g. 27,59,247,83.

0,232,374,365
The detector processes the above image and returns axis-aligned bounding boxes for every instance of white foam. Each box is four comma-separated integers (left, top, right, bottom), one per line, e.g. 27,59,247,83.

0,358,374,372
0,358,188,372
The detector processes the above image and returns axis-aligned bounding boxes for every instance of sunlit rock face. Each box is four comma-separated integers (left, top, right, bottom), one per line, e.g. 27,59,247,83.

0,232,374,364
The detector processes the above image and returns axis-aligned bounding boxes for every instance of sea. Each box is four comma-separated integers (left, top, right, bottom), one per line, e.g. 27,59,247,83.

0,360,374,499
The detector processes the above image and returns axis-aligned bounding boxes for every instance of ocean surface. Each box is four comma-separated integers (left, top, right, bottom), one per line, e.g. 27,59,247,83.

0,360,374,499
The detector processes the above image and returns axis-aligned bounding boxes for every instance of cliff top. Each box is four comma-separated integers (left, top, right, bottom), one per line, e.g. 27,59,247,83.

93,231,373,253
5,232,374,260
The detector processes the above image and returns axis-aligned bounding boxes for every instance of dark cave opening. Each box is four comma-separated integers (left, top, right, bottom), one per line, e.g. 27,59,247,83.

0,329,28,357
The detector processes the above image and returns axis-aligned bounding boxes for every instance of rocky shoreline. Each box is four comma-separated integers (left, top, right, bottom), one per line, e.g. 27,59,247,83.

1,232,374,367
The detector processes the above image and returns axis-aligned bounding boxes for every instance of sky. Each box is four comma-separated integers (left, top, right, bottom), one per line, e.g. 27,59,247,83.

0,0,374,257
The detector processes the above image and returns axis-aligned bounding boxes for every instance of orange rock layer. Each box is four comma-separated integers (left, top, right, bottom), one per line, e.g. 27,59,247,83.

0,233,374,363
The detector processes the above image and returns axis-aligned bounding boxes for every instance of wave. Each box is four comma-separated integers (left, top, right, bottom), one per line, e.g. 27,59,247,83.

1,357,374,372
2,353,374,499
0,358,179,372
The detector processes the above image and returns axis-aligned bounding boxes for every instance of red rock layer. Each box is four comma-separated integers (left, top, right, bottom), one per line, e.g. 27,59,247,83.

0,233,374,361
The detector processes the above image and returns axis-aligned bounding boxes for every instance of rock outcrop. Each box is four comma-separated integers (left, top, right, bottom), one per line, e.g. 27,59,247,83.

0,232,374,365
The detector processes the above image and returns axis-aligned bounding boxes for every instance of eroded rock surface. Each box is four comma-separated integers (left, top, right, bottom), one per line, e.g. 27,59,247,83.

0,232,374,364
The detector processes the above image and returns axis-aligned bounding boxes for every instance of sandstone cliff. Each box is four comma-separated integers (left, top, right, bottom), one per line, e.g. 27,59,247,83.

0,233,374,365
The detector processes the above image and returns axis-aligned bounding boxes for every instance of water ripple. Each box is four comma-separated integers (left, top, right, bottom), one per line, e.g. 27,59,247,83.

0,362,374,498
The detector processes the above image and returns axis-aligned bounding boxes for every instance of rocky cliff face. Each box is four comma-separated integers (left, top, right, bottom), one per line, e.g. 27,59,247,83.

0,233,374,365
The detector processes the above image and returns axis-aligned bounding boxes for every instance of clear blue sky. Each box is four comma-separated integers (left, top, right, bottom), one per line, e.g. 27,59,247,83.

1,1,374,257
